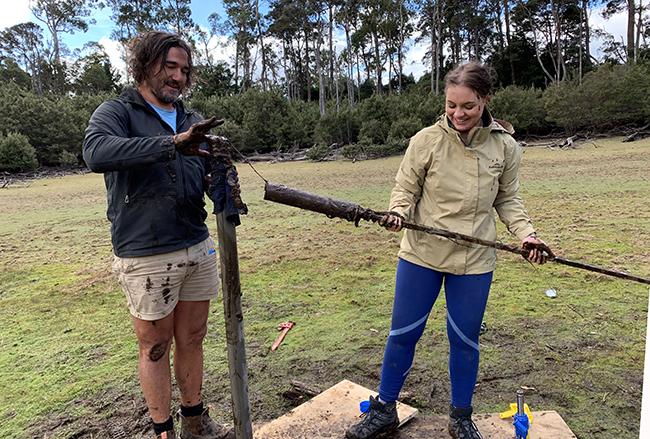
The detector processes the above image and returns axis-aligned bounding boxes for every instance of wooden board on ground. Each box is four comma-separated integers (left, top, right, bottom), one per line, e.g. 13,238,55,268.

254,379,577,438
391,411,577,438
254,379,417,438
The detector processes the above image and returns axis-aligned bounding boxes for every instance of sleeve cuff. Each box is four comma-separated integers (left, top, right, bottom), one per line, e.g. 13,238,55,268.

515,227,536,241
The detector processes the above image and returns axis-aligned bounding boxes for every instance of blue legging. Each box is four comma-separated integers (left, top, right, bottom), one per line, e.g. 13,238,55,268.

378,258,493,409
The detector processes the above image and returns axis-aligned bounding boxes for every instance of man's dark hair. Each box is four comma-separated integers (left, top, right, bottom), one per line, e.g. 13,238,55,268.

129,31,193,86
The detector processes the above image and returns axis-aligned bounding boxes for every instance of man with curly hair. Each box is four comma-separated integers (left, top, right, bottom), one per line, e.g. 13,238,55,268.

83,31,237,439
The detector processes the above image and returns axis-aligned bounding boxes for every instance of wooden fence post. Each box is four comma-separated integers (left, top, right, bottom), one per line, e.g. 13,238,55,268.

215,212,253,439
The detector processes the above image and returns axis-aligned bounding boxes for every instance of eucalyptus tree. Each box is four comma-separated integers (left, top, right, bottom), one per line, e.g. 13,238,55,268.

30,0,97,64
354,0,391,94
107,0,165,42
416,0,444,93
336,0,361,105
160,0,195,40
511,0,582,84
0,23,49,95
71,43,121,94
602,0,643,62
223,0,257,90
268,0,322,100
0,58,32,90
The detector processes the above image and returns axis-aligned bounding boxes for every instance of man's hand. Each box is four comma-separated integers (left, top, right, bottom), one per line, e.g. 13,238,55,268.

379,212,404,232
173,116,224,156
521,234,555,264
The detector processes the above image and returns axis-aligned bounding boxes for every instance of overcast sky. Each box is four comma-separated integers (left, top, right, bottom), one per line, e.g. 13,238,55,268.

2,0,631,82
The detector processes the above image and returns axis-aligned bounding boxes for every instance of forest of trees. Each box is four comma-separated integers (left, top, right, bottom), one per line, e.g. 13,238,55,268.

0,0,649,171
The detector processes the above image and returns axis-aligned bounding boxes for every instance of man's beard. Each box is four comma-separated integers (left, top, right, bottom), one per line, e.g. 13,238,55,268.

153,81,182,104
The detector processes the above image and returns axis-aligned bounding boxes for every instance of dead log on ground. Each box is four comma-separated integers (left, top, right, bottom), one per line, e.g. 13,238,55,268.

622,123,650,142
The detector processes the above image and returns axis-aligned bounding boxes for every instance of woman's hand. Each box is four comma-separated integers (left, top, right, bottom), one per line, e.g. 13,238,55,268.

521,234,554,264
379,213,404,232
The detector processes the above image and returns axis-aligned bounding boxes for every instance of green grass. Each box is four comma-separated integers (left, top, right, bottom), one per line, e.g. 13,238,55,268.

0,138,649,438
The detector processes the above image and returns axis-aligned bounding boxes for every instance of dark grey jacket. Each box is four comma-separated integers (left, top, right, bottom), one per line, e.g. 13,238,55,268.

83,88,232,257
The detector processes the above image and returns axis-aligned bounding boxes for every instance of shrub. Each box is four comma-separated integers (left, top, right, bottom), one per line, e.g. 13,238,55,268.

306,144,330,161
281,100,320,149
387,116,423,151
58,150,79,167
544,63,650,133
0,132,38,172
239,88,290,153
314,109,360,145
341,144,363,160
490,86,548,134
415,93,445,126
343,141,403,160
210,119,245,156
358,119,388,144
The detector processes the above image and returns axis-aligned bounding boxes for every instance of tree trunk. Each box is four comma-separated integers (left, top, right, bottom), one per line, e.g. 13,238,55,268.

305,28,311,101
504,0,515,84
435,0,442,94
344,23,355,108
357,51,363,102
329,3,335,99
627,0,636,62
316,22,326,117
398,0,404,92
372,31,383,94
283,40,291,100
255,0,268,91
635,0,643,62
495,0,504,53
583,0,591,69
430,2,436,94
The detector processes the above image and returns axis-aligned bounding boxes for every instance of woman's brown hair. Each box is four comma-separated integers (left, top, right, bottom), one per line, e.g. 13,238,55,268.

444,61,495,98
129,31,193,86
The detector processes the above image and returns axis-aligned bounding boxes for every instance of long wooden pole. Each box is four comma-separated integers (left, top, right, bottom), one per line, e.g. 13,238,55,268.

263,182,650,285
215,211,253,439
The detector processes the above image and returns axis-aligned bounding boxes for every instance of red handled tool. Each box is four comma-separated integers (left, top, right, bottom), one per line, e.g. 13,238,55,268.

271,321,295,351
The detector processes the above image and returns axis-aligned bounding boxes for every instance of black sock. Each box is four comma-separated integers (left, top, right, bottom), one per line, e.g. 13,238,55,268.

152,416,174,435
180,401,204,417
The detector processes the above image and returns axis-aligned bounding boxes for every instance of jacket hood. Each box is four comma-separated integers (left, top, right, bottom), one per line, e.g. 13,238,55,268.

119,87,190,116
438,108,515,147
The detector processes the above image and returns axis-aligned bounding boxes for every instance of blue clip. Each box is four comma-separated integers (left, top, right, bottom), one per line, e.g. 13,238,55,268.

360,400,370,413
208,248,216,255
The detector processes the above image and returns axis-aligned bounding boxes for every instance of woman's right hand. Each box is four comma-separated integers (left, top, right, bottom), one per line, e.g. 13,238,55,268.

379,213,404,232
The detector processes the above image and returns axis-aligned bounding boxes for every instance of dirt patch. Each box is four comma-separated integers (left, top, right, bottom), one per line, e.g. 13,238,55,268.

27,388,151,439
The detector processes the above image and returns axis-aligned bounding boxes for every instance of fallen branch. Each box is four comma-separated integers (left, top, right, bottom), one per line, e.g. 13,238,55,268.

263,182,650,285
622,123,650,142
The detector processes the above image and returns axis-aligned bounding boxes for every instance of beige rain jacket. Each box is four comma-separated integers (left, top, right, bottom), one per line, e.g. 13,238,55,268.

389,112,535,275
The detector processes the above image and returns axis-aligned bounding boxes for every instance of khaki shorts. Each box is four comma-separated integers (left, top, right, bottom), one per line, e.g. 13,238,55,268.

112,237,219,321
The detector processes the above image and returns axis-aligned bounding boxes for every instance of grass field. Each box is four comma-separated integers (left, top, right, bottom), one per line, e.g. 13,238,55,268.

1,138,649,438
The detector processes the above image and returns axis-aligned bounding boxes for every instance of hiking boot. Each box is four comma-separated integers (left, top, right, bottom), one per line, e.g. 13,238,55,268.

448,405,484,439
178,407,234,439
155,431,176,439
345,396,399,439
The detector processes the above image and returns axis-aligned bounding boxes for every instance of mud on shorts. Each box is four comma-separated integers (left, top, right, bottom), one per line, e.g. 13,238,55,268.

111,237,219,321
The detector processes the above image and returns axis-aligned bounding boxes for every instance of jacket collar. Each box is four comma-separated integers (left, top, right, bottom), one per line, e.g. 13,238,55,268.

119,87,190,116
439,108,514,148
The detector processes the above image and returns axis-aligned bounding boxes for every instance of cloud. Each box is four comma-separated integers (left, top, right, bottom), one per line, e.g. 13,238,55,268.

589,7,628,60
98,37,127,82
0,0,32,30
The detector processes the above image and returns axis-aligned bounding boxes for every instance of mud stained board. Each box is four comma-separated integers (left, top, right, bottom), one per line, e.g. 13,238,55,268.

254,380,577,439
254,379,418,438
391,411,577,438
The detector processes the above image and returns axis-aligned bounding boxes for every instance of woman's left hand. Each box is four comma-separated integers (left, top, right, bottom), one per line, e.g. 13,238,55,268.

521,235,555,264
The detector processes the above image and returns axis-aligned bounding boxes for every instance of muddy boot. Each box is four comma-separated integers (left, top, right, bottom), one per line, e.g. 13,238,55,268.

345,396,399,439
155,431,176,439
448,405,484,439
178,407,234,439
